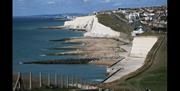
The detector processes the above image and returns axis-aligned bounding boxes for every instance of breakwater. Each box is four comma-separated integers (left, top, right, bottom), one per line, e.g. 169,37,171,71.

23,58,99,64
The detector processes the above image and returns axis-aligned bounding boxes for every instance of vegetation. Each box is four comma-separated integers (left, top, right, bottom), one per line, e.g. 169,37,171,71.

101,35,167,91
139,30,167,36
115,13,128,21
96,14,133,36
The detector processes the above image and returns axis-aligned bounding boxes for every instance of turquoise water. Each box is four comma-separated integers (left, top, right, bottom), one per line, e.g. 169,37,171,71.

13,17,106,82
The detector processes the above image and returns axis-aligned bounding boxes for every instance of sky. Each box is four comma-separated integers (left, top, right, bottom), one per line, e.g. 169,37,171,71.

13,0,167,16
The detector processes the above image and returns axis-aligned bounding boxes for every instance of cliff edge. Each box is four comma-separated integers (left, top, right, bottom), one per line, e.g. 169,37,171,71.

64,15,123,38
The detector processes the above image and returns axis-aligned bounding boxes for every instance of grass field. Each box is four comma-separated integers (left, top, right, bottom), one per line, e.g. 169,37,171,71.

96,14,133,36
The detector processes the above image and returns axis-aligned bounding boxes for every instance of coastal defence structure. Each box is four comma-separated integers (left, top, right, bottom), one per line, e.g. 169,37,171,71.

103,36,158,83
130,36,158,58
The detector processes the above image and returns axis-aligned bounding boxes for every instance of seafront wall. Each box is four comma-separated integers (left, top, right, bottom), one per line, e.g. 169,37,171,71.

130,36,158,58
103,36,158,83
64,15,120,38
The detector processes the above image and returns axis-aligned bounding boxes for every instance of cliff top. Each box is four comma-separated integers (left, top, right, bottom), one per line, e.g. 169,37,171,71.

96,13,133,39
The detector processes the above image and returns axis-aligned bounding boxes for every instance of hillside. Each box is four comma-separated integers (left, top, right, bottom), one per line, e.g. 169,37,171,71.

96,13,133,37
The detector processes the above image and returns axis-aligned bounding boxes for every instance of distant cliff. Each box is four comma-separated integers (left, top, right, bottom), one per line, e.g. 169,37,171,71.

64,15,120,38
64,13,133,39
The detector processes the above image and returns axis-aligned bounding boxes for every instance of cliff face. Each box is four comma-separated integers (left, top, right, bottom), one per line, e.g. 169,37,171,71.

64,15,120,38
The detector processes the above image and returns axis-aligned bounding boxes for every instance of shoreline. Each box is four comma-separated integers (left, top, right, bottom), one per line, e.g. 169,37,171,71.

17,14,162,85
21,36,159,86
23,37,126,66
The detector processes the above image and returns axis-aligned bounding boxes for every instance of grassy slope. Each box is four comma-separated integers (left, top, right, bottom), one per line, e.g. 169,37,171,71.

101,35,167,91
96,14,133,36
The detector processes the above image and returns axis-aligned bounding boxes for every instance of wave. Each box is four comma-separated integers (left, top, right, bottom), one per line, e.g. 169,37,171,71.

40,54,46,57
93,79,104,82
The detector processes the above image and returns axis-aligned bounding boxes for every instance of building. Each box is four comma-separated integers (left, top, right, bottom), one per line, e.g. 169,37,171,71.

131,26,144,36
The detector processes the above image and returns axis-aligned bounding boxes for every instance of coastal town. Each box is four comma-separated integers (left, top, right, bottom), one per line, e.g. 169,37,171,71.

92,5,167,35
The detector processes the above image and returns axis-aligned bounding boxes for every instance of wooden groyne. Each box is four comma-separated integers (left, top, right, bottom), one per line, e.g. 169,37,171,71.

23,58,99,64
49,38,73,41
40,26,67,29
47,47,78,51
108,57,125,68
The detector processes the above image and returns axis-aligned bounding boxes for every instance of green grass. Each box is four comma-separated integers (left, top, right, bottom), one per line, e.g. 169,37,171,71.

139,30,167,36
115,13,128,21
96,14,133,36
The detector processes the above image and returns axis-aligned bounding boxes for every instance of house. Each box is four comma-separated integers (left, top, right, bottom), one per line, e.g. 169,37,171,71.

144,16,153,21
131,26,144,36
128,13,139,23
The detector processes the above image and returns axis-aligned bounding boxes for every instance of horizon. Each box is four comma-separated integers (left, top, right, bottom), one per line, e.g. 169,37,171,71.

13,0,167,16
13,12,88,17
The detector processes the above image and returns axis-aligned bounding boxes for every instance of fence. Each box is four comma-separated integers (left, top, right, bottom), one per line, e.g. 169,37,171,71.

13,72,103,91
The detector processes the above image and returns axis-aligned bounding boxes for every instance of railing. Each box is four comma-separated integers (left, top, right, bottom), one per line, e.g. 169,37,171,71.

13,72,21,91
13,72,102,91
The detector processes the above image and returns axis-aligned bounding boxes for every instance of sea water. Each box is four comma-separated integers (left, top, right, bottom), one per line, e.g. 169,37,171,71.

13,16,106,82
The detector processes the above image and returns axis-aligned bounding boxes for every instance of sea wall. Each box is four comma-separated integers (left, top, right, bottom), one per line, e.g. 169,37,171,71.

130,36,158,58
64,15,120,38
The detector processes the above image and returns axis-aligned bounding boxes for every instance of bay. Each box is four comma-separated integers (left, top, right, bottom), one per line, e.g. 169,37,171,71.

13,17,106,82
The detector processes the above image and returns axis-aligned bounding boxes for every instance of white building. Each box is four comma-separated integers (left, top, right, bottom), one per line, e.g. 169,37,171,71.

131,26,144,36
144,16,153,21
128,13,140,23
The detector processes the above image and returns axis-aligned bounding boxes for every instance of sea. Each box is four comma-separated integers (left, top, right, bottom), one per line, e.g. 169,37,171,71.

13,16,106,82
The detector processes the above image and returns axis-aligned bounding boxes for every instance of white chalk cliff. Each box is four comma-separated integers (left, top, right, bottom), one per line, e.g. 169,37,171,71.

64,15,120,38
